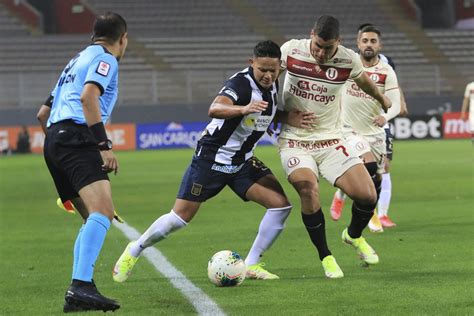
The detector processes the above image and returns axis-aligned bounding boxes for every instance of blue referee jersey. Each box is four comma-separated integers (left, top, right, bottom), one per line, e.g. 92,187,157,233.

197,67,278,165
47,44,119,127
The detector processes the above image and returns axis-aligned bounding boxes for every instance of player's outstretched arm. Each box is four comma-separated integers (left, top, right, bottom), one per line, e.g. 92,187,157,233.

354,72,391,112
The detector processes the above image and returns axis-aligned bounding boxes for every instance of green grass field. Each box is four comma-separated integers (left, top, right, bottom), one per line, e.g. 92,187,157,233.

0,140,473,315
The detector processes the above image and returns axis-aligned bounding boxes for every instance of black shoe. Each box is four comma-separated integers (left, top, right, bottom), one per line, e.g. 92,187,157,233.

64,280,120,313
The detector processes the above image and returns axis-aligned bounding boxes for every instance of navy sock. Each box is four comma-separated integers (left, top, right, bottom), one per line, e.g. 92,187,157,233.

302,210,331,260
348,203,374,238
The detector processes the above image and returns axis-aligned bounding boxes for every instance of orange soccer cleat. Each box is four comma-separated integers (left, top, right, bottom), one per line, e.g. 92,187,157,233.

379,215,397,228
330,193,344,221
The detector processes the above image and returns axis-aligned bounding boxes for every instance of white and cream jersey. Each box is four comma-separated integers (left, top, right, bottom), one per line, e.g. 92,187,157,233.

464,82,474,122
279,39,364,141
342,60,399,135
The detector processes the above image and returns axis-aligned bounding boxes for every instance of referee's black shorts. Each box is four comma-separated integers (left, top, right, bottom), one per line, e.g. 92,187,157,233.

44,120,109,202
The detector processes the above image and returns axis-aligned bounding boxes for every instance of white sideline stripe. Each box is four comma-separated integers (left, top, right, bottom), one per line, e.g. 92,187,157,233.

113,221,226,316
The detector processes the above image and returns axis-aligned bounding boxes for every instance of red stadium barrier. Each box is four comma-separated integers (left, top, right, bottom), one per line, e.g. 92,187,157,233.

442,112,471,139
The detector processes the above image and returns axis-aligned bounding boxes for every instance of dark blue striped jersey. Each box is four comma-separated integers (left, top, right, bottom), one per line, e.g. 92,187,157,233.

47,44,119,127
196,67,278,165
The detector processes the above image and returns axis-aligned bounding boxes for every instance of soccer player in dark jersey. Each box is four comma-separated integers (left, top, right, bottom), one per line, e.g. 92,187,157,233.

114,40,297,281
42,12,127,312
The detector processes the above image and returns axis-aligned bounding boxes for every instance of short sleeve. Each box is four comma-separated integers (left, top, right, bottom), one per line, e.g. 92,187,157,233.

280,40,292,71
385,66,399,92
349,50,364,79
84,53,118,95
217,75,251,105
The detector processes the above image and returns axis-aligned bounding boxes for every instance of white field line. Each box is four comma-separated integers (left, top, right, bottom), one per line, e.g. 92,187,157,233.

113,221,226,316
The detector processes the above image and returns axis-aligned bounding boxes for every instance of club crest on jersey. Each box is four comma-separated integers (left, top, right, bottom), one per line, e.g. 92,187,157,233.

325,67,338,80
96,61,110,77
191,183,203,196
370,73,380,82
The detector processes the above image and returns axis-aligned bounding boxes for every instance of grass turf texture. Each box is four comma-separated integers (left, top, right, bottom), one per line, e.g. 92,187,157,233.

0,140,472,315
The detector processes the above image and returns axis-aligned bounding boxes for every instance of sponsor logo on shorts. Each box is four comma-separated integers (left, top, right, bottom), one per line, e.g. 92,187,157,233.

191,183,202,196
287,139,340,150
211,163,244,174
287,157,300,168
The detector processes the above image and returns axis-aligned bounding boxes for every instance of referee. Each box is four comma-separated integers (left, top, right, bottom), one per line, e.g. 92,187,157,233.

42,12,127,313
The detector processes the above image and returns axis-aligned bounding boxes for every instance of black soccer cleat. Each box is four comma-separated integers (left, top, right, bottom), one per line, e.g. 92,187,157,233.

63,280,120,313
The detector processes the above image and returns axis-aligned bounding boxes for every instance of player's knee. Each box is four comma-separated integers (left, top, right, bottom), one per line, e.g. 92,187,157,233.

293,181,319,200
353,184,377,207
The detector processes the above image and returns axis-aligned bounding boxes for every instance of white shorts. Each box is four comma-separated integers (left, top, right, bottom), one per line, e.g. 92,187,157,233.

344,131,386,174
278,138,363,185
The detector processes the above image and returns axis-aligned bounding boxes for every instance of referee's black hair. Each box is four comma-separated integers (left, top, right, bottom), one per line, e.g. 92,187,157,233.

92,12,127,44
359,25,381,37
312,15,339,41
253,40,281,60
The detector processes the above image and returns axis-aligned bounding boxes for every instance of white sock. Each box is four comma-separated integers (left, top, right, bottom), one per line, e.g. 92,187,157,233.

245,205,292,266
335,189,346,200
377,173,392,217
130,210,187,257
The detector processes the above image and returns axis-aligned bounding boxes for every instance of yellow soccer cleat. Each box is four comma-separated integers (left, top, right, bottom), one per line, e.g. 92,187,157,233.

368,211,384,233
321,255,344,278
246,262,280,280
113,242,139,283
342,228,379,265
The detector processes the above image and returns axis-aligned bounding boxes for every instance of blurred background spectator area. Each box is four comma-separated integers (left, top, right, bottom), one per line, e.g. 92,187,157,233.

0,0,472,124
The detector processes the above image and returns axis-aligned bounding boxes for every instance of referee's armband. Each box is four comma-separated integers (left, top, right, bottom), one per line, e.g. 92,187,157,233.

89,122,108,144
44,95,54,107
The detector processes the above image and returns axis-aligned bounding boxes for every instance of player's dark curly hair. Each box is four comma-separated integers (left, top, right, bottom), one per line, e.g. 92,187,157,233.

313,15,339,41
253,40,281,59
359,25,382,37
92,12,127,44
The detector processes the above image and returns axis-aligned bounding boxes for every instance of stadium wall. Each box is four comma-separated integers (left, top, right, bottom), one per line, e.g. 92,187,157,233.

0,113,470,155
0,95,463,127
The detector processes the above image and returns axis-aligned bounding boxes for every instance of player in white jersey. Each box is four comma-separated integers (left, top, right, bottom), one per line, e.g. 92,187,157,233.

331,23,406,229
278,16,391,278
330,25,401,233
461,81,474,138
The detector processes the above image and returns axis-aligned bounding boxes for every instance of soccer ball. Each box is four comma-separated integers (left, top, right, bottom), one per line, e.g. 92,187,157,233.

207,250,246,287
